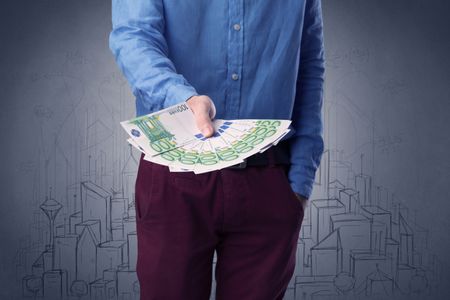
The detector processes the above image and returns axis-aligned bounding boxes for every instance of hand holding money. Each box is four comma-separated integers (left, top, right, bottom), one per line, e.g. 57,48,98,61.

121,102,292,174
186,95,216,138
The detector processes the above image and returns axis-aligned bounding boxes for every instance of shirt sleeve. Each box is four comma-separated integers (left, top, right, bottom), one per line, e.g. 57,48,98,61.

287,0,326,200
108,0,199,111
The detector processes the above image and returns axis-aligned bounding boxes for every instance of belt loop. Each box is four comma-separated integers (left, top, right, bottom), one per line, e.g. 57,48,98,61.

267,146,276,167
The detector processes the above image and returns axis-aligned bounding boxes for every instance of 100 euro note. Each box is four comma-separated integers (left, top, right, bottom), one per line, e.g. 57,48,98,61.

148,118,291,174
120,102,201,159
122,102,292,173
145,119,255,173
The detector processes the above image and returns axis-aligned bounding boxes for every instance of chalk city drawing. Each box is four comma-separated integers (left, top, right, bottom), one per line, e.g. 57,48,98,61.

13,121,447,299
10,53,449,300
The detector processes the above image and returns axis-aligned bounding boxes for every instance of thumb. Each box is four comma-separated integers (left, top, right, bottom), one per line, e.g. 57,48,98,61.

194,107,214,137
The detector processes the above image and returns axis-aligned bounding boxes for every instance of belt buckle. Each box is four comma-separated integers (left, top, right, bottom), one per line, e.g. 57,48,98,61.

230,159,247,169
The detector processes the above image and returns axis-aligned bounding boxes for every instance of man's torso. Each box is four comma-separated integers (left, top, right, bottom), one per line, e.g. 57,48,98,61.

136,0,308,123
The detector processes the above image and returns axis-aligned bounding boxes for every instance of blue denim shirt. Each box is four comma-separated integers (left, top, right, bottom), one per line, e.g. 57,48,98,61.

109,0,325,200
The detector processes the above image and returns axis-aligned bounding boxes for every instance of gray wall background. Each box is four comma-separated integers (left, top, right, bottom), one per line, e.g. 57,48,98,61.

1,0,449,299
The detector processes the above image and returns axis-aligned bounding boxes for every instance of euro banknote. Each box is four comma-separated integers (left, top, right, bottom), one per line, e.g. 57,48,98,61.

122,102,291,174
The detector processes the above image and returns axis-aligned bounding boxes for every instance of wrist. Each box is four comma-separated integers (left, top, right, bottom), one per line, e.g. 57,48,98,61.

295,193,308,201
295,193,309,210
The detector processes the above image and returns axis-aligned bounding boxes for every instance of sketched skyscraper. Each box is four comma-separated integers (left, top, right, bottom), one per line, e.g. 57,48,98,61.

40,192,62,268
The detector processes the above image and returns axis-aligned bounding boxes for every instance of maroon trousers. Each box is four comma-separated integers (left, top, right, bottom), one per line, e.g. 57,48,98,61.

135,150,304,300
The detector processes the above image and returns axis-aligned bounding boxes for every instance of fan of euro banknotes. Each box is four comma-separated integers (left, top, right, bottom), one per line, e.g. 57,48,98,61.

121,102,291,174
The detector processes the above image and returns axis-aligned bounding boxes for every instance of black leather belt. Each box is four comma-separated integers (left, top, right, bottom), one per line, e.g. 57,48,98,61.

226,139,291,169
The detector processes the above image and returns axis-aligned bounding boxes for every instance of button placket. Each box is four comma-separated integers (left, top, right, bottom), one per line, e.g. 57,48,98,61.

227,0,244,118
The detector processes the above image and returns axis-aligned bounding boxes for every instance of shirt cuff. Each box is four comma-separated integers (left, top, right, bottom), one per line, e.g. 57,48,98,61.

165,84,199,108
288,165,316,200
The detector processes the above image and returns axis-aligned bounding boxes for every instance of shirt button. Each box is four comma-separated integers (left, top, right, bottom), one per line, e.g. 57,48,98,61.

233,23,241,31
231,73,239,80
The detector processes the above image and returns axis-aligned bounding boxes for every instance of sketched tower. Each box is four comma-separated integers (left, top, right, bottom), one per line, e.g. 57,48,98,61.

80,181,111,243
40,194,62,255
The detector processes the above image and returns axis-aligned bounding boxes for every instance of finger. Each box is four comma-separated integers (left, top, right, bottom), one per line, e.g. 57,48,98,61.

208,98,217,119
195,111,214,137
